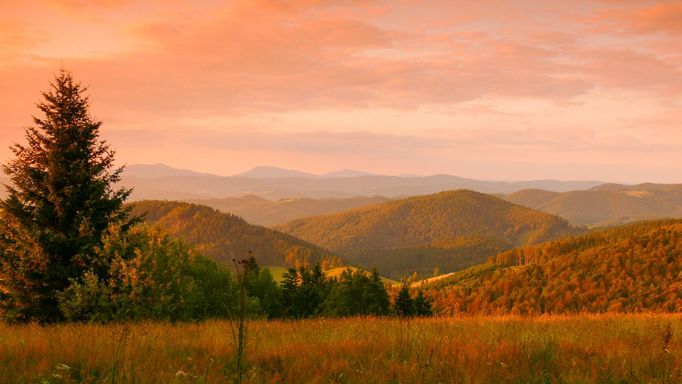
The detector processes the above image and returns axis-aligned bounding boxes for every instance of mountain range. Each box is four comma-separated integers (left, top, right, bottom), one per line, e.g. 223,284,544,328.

234,165,374,179
3,164,681,230
277,190,579,278
118,164,605,200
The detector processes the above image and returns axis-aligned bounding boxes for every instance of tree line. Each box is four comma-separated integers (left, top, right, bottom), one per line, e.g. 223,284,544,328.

59,226,433,322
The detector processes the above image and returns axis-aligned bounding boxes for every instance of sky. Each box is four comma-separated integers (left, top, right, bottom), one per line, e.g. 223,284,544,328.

0,0,681,182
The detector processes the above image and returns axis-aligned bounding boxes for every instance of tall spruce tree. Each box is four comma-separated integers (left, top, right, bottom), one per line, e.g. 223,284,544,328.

0,70,133,322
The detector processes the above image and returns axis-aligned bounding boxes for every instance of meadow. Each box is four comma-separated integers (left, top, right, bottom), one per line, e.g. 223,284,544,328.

1,315,680,383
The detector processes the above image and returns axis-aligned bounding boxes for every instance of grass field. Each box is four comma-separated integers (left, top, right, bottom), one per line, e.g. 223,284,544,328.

1,315,680,383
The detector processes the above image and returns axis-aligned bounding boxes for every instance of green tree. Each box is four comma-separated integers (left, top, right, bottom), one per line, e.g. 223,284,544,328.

58,226,238,322
393,283,415,317
321,268,390,317
365,268,391,315
248,268,282,318
296,263,329,317
414,290,433,316
242,256,282,318
0,70,134,322
321,269,358,317
280,267,300,317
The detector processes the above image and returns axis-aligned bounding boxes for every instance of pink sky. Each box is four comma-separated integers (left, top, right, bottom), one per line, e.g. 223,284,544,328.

0,0,681,182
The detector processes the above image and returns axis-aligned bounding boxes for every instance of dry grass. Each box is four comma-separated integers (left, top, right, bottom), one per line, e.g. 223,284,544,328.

1,314,681,383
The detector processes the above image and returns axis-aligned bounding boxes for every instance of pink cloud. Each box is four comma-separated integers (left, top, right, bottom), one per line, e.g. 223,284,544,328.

627,3,682,34
0,0,681,182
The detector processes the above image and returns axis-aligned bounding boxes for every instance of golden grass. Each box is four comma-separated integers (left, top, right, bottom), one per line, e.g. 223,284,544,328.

1,314,681,383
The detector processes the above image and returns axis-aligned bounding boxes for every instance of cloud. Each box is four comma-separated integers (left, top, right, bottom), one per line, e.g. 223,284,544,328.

581,48,682,94
1,0,681,182
620,2,682,35
3,0,680,114
46,0,132,14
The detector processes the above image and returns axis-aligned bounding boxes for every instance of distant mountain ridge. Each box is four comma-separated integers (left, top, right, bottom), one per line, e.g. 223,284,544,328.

118,164,606,201
277,190,579,278
235,165,375,179
235,166,318,179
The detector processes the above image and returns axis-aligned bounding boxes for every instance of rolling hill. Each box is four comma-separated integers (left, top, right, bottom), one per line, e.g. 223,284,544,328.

128,201,342,268
426,219,682,315
507,184,682,227
277,190,578,278
189,195,392,226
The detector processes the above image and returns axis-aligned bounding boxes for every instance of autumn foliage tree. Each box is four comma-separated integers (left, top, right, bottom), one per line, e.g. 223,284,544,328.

0,70,134,322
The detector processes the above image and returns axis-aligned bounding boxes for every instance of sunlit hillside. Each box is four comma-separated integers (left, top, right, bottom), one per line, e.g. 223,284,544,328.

507,184,682,227
129,200,342,268
278,190,579,278
427,220,682,315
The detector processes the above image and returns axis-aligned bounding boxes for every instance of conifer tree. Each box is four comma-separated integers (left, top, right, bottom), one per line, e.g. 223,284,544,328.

0,70,134,322
280,267,300,317
393,282,415,317
366,268,390,315
414,290,433,316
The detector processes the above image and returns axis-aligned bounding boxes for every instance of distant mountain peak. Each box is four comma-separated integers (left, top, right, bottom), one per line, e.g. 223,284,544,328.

234,166,318,179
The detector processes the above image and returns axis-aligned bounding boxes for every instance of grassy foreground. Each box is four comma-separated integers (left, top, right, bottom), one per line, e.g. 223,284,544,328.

1,315,681,383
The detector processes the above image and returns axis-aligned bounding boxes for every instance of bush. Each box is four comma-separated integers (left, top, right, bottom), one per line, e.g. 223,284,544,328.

58,226,239,322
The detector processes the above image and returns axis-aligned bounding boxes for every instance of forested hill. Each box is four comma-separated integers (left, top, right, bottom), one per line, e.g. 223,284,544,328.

188,195,392,227
427,219,682,315
277,190,578,278
506,185,682,227
129,201,341,268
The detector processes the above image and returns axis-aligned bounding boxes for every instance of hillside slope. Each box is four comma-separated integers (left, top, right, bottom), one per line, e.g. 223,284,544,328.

129,201,341,268
189,195,392,227
278,190,577,278
427,220,682,315
507,185,682,226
